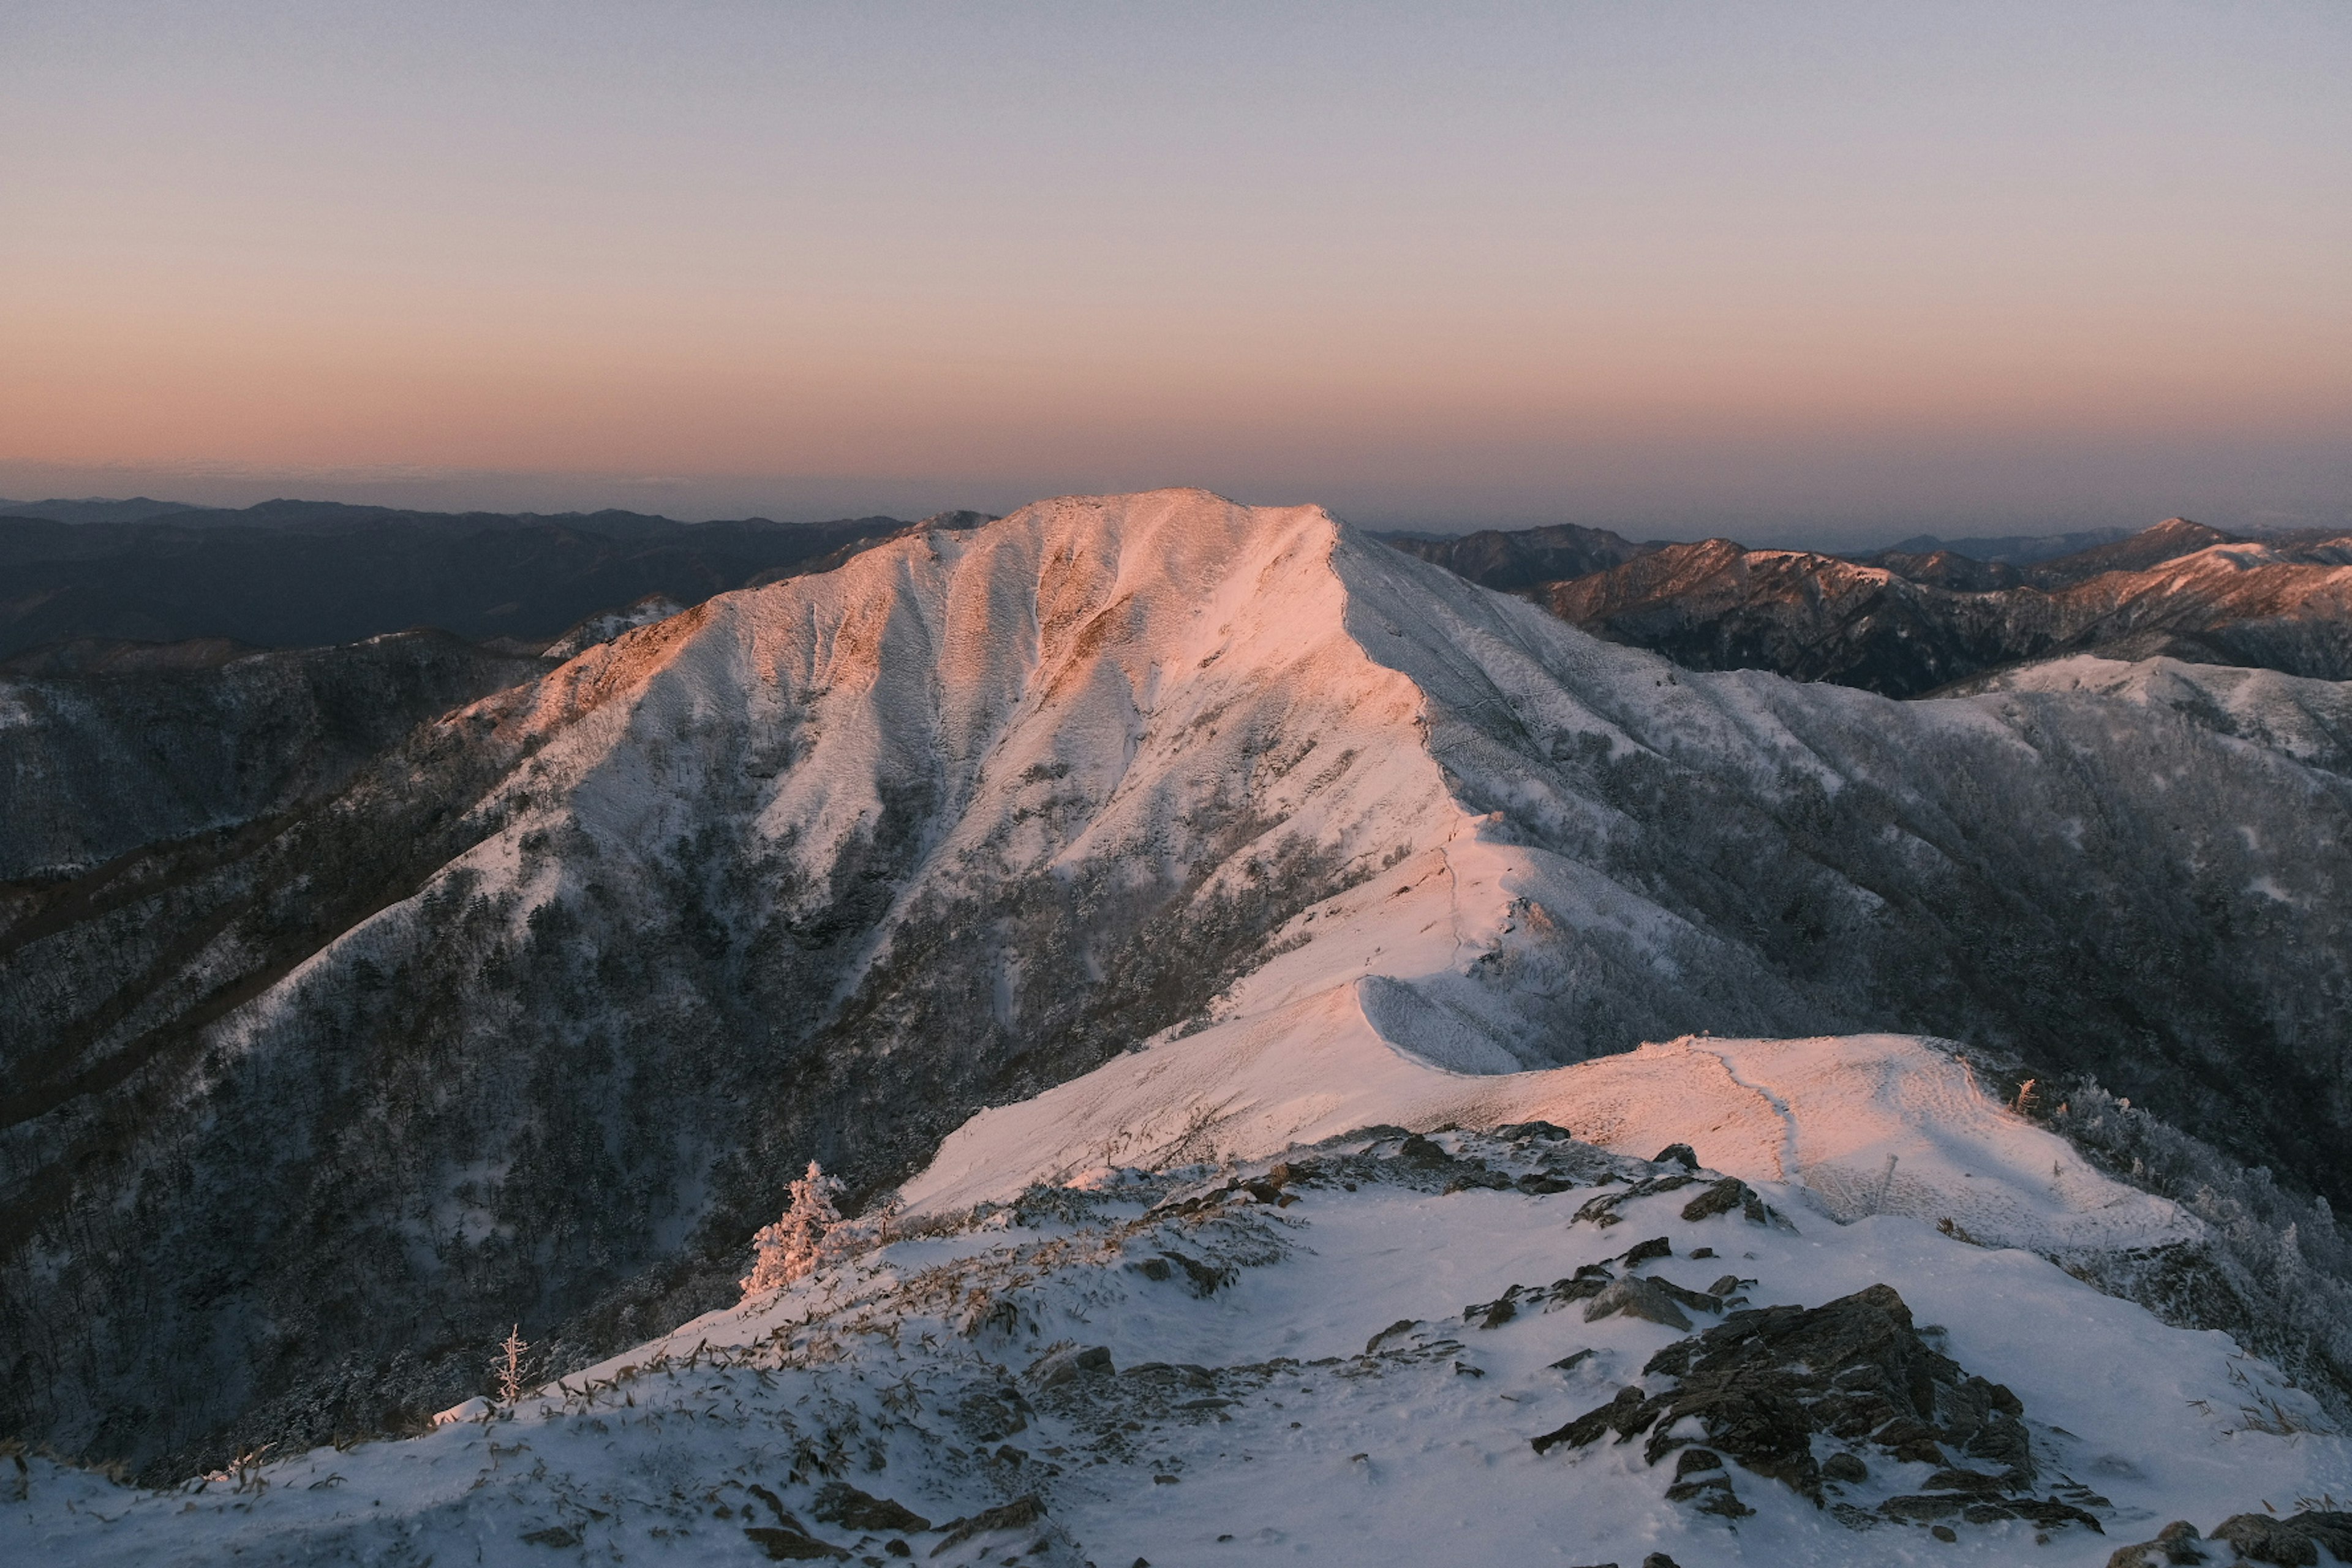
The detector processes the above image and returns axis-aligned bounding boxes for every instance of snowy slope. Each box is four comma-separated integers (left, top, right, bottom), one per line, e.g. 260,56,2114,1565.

10,490,2351,1485
1954,652,2352,777
905,1034,2195,1261
13,1109,2343,1567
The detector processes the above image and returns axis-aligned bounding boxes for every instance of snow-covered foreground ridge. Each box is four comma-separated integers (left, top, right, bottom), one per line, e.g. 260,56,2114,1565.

907,1033,2195,1259
15,1091,2346,1566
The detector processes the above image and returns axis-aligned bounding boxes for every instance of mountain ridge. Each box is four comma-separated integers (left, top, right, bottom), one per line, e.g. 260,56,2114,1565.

1532,524,2352,695
4,489,2348,1485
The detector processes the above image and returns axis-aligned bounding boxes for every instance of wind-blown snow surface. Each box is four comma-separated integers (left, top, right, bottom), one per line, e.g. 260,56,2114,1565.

907,1034,2195,1259
9,489,2352,1479
13,1095,2343,1566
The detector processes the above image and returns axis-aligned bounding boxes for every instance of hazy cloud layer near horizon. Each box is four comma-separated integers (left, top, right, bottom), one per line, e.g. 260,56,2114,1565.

4,2,2348,542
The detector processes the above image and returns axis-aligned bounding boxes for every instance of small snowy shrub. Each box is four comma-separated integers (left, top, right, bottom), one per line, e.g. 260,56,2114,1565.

493,1325,529,1404
740,1161,846,1298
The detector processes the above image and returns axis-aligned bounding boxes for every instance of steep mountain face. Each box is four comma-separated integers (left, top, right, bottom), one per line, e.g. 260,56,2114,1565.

1536,522,2352,695
0,631,550,880
0,505,919,657
1374,521,1656,591
4,491,2348,1486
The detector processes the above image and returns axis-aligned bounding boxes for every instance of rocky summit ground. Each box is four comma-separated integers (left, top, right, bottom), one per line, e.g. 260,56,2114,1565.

13,1111,2349,1566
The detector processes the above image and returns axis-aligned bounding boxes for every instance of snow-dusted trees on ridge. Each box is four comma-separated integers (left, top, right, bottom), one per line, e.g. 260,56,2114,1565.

740,1161,846,1298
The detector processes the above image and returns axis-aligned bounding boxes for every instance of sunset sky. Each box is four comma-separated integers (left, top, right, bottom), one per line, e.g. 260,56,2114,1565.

4,1,2346,542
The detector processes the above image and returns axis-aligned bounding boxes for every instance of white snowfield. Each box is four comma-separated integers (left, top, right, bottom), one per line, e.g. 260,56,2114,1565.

906,1031,2198,1261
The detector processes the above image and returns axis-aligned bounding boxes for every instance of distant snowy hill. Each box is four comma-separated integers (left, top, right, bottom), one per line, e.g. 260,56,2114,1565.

5,490,2349,1497
1525,519,2352,695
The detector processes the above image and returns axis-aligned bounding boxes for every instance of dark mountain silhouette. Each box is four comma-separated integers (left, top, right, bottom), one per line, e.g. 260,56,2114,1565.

1373,521,1657,592
0,496,202,525
0,502,930,658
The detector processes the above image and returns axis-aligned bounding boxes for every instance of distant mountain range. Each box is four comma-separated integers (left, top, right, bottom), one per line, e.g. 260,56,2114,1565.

1381,516,2352,696
0,500,992,659
0,496,205,525
13,497,2341,702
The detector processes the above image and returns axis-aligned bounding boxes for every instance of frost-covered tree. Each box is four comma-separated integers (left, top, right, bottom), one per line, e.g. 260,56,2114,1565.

739,1161,846,1298
493,1324,529,1404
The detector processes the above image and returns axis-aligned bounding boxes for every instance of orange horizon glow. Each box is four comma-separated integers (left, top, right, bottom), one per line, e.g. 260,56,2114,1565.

4,3,2348,537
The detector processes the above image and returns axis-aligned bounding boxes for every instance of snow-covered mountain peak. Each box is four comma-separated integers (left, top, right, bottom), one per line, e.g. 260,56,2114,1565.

396,489,1529,1047
12,488,2352,1531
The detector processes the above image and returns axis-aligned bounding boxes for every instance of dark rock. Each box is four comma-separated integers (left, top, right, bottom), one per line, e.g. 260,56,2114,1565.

522,1526,582,1548
1549,1349,1596,1373
1708,1275,1747,1298
1531,1386,1657,1454
1494,1120,1574,1141
812,1482,931,1534
1822,1452,1868,1483
1366,1319,1419,1354
1466,1289,1520,1330
2284,1512,2352,1561
1536,1283,2043,1517
745,1525,851,1561
1653,1144,1700,1171
930,1494,1046,1556
2106,1522,2212,1567
1680,1177,1758,1222
1932,1525,1959,1542
1646,1276,1728,1313
1395,1134,1451,1167
1517,1174,1579,1195
1883,1494,1965,1521
1553,1264,1617,1302
1658,1442,1748,1515
1620,1236,1673,1267
2211,1513,2320,1566
2004,1498,2103,1533
1572,1175,1698,1229
1581,1277,1694,1330
1642,1555,1684,1568
1027,1344,1114,1387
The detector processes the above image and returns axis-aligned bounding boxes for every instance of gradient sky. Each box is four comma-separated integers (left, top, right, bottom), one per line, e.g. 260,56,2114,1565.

4,1,2347,543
